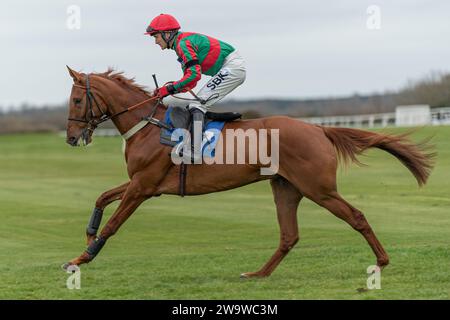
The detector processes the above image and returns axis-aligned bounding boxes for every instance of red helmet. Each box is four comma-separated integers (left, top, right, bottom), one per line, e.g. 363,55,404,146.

145,14,180,35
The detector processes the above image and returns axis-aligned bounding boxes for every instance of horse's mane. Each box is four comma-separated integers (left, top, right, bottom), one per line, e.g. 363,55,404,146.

94,68,151,96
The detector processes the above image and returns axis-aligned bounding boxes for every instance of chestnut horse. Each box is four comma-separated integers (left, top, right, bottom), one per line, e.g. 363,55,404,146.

63,67,435,278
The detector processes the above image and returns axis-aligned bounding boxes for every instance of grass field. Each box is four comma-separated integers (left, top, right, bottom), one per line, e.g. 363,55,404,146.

0,126,449,300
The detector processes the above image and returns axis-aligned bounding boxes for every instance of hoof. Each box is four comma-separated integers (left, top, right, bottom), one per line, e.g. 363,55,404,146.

240,272,263,279
377,258,389,269
375,262,388,272
61,262,72,271
61,262,80,272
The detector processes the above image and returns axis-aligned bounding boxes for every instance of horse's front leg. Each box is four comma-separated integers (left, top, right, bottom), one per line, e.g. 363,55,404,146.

63,179,151,269
86,182,130,246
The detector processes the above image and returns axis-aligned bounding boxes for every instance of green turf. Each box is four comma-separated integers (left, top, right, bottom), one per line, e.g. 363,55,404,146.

0,126,449,299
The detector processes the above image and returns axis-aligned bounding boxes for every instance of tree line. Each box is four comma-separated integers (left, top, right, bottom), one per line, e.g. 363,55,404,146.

1,71,449,134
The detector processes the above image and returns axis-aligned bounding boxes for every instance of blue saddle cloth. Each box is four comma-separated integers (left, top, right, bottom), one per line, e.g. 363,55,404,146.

160,107,225,158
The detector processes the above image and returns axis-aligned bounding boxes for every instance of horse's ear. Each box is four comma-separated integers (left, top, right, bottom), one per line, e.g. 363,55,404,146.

66,65,81,82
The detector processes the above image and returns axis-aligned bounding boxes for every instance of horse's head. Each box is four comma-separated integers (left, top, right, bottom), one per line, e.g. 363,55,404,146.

66,67,160,146
66,66,109,146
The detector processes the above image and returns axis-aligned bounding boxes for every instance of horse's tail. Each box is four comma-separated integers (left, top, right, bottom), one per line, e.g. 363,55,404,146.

321,126,436,186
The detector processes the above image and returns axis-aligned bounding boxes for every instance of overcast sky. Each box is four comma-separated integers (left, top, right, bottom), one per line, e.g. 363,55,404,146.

1,0,450,109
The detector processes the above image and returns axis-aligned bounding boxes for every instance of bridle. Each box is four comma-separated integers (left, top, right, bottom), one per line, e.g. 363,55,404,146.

68,74,160,136
68,75,110,133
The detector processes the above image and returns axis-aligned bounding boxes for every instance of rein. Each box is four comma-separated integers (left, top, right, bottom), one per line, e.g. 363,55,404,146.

161,81,219,105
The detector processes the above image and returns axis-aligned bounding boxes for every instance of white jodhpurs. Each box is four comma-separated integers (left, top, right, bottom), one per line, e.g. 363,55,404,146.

162,50,246,113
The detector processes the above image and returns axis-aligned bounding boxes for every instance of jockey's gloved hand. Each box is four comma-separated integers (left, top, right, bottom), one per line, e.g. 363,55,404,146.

154,84,175,98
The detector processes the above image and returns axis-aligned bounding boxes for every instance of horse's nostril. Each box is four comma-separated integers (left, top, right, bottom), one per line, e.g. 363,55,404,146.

67,136,77,145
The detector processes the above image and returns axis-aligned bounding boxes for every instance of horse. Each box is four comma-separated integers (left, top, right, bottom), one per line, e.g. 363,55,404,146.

63,66,435,278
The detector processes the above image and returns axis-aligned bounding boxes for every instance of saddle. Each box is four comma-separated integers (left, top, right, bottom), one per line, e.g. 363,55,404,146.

160,106,241,146
159,106,241,197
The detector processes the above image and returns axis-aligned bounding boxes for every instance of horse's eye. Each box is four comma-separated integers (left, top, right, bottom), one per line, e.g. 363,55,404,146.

73,98,82,104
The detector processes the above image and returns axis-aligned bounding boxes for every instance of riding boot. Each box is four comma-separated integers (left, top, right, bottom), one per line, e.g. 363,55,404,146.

190,107,205,164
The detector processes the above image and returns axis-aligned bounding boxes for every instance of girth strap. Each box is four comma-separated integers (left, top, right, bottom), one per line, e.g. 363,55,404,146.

179,162,187,197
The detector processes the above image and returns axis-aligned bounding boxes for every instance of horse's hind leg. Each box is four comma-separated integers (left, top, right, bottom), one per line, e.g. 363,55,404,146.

86,182,130,245
241,176,302,278
313,191,389,268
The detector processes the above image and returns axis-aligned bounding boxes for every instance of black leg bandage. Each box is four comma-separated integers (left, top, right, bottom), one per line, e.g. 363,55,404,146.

86,236,106,260
86,207,103,236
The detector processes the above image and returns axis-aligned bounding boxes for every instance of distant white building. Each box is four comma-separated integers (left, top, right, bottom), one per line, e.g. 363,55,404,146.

395,105,431,127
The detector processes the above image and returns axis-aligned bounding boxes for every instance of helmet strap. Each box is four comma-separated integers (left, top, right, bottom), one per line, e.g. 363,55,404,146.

161,31,178,49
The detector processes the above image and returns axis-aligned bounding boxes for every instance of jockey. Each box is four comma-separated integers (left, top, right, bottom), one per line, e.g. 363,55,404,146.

145,13,246,162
